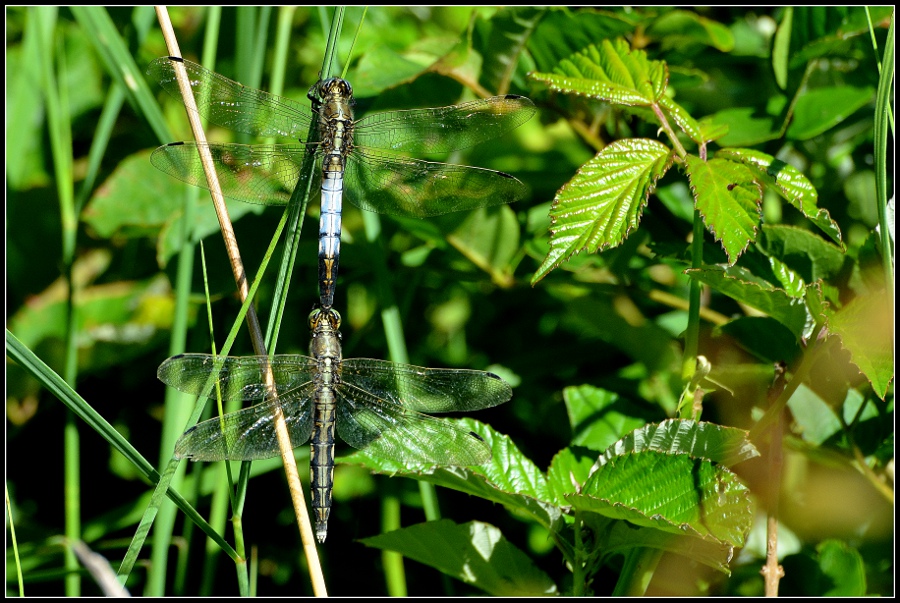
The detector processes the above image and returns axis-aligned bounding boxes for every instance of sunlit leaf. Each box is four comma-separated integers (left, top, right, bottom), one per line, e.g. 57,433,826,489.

594,419,759,468
341,419,561,530
527,9,637,74
571,450,753,546
529,38,667,106
716,148,841,246
532,138,672,282
827,292,894,399
686,155,761,263
659,95,703,143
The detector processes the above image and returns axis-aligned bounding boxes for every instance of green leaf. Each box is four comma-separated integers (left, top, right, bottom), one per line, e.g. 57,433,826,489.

686,266,813,340
599,518,737,575
360,520,558,596
447,205,520,288
529,38,668,106
828,292,894,399
350,44,436,97
757,225,845,283
596,419,759,468
532,138,672,283
715,317,802,364
711,107,780,147
545,447,597,506
560,297,679,373
646,9,735,52
340,419,562,530
527,10,638,75
814,539,867,596
563,384,648,452
685,155,761,263
786,384,843,445
716,148,841,246
571,450,753,546
659,95,703,144
786,85,875,140
478,7,545,93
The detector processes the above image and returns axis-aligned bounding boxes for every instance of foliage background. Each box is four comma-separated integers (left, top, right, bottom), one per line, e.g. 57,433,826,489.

5,6,893,596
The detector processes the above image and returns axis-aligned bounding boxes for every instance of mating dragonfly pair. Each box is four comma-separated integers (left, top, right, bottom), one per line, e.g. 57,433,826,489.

150,56,533,541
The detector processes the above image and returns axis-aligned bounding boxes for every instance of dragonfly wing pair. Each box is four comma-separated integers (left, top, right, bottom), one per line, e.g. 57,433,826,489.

158,353,511,466
148,56,535,307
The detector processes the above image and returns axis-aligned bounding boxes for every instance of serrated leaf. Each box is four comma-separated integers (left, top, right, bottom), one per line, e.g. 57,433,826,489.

571,451,753,546
360,520,558,596
828,292,894,398
563,384,648,452
686,266,813,340
340,419,561,530
527,9,638,74
716,148,842,246
532,138,672,283
686,155,761,263
767,254,807,297
595,419,759,468
529,38,667,106
659,95,703,143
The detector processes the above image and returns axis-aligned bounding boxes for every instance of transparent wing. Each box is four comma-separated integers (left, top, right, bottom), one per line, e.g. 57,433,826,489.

353,95,536,155
150,142,320,206
147,56,314,139
340,358,512,412
334,383,492,466
157,353,318,401
174,392,316,461
343,149,527,217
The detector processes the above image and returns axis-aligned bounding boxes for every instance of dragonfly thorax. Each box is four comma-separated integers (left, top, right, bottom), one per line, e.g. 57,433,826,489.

308,307,343,361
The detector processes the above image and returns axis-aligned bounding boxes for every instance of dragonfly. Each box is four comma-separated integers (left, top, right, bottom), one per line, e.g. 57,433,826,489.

147,56,536,309
157,306,511,543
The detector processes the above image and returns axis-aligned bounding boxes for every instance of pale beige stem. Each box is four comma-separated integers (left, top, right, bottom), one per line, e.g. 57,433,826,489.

154,6,326,596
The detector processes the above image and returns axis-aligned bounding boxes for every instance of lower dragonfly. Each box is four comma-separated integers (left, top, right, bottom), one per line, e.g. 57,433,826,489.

148,57,535,309
158,306,511,543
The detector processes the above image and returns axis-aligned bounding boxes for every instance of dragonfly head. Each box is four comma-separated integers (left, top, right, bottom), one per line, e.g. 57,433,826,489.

315,77,353,102
309,307,342,330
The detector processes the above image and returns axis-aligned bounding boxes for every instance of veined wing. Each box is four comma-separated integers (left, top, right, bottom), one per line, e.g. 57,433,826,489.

340,358,512,412
343,149,527,217
158,353,318,401
150,142,319,206
353,95,536,155
174,392,316,461
147,57,315,140
334,383,492,466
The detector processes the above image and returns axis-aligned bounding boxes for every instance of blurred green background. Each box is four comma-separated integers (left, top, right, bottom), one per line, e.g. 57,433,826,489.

6,6,893,596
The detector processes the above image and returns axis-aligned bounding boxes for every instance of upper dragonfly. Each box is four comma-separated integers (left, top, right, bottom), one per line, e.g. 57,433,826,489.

147,57,536,309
